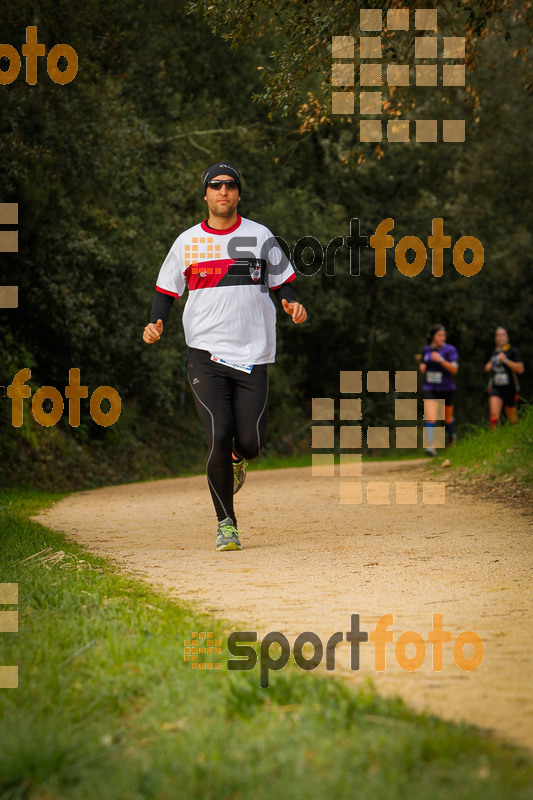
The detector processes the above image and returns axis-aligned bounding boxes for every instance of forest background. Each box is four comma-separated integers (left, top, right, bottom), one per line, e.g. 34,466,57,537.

1,0,531,489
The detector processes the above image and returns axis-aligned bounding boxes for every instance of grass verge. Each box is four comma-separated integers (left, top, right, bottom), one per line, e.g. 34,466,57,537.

0,489,532,800
249,449,426,472
437,404,533,491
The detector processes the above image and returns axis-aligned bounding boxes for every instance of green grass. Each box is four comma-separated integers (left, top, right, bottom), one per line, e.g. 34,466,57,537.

249,449,425,472
437,403,533,489
1,489,532,800
118,448,424,479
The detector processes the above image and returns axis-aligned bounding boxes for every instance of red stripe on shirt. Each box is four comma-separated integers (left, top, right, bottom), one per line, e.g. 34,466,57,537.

156,285,180,298
270,273,296,291
200,215,242,235
185,258,235,291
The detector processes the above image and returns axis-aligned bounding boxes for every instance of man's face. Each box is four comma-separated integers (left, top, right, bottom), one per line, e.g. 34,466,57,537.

204,174,240,218
433,329,446,348
495,328,508,348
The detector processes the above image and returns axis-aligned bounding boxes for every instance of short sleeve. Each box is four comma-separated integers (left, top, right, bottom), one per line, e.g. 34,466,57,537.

260,228,295,290
510,347,523,363
448,346,459,365
155,241,185,299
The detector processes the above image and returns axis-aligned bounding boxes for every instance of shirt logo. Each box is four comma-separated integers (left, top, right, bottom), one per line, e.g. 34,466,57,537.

249,259,262,282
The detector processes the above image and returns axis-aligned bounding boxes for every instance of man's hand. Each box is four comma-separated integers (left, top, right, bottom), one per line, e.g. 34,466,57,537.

497,351,507,363
282,299,307,324
430,351,443,363
143,319,163,343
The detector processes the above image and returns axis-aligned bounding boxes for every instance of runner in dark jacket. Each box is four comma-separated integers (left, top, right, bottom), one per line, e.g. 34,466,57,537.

484,327,524,429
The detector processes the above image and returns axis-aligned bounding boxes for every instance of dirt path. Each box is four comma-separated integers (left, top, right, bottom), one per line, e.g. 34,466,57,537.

34,460,533,750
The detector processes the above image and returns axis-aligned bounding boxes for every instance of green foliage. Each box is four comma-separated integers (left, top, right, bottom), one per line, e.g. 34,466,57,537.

0,1,531,489
440,403,533,488
188,0,530,119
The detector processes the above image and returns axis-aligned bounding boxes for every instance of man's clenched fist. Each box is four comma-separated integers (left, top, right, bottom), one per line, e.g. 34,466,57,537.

143,318,163,343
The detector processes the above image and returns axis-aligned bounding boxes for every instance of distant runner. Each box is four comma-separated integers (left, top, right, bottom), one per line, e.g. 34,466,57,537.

419,324,459,457
143,161,307,551
484,326,524,429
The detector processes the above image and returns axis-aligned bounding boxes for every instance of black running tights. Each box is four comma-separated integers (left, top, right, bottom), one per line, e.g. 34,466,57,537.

187,347,268,525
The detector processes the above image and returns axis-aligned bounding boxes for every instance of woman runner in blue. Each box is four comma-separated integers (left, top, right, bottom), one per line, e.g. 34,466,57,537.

419,324,459,457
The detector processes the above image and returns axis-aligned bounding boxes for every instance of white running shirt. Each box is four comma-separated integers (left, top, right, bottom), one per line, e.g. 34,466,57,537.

155,215,295,364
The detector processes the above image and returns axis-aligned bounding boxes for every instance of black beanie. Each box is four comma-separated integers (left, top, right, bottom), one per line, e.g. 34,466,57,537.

202,161,241,195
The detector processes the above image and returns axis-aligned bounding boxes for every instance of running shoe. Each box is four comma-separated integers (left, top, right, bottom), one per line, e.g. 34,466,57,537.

232,457,248,495
424,447,437,457
216,517,242,551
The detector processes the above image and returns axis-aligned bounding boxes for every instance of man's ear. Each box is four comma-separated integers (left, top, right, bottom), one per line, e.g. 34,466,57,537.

204,195,207,202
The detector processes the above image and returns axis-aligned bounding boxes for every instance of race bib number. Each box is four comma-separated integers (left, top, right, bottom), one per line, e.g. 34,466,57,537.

210,355,253,374
494,372,510,386
427,371,442,384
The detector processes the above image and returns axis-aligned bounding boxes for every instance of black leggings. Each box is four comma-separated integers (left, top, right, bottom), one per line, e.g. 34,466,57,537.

187,347,268,524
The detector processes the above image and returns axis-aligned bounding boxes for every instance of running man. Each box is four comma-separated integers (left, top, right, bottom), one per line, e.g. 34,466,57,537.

143,161,307,550
419,324,459,456
484,326,524,429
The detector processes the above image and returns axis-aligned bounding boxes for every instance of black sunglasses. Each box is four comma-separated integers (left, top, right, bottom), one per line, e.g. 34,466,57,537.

207,180,239,190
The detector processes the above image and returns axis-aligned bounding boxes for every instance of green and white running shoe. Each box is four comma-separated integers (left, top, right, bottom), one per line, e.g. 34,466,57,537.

232,457,248,495
216,517,242,551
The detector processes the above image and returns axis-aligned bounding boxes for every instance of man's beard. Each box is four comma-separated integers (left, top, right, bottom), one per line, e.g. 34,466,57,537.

211,200,237,217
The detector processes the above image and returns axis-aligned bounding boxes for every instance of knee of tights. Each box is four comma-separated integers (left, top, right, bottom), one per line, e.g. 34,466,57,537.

234,439,263,461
